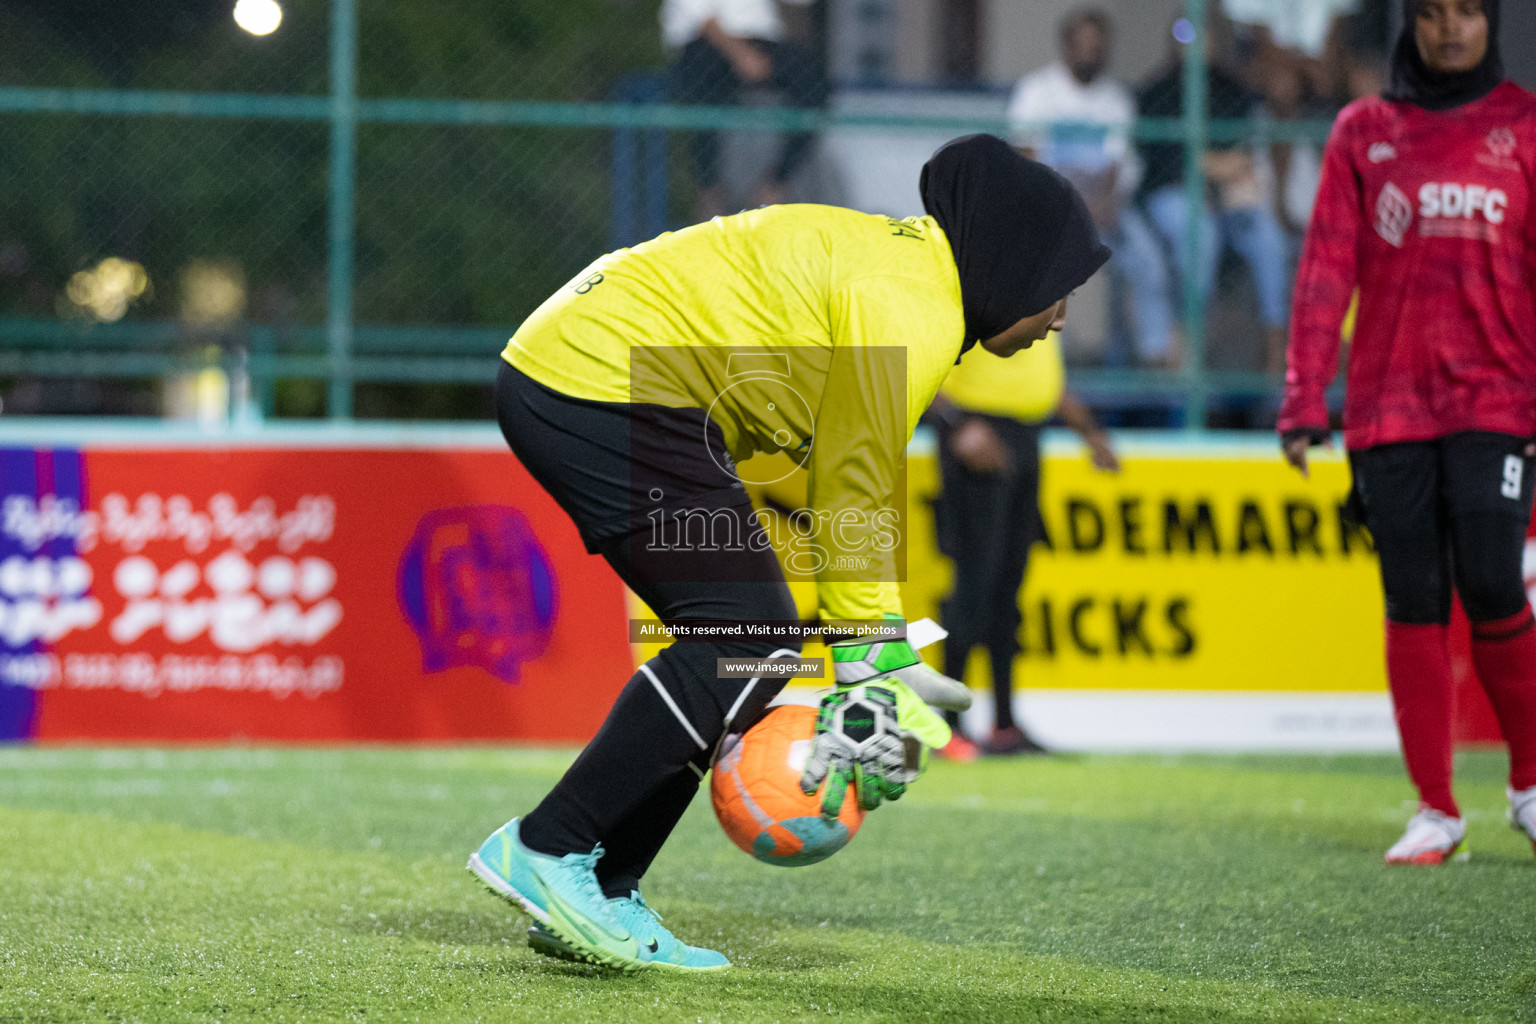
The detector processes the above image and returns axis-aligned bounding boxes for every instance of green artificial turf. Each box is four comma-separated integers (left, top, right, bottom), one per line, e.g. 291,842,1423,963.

0,746,1532,1023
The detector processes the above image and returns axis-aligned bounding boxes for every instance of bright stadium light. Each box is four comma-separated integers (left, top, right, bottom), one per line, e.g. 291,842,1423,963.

233,0,283,36
64,257,151,323
179,259,247,327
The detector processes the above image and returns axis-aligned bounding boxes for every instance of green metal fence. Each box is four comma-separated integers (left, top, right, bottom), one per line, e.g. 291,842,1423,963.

0,0,1334,428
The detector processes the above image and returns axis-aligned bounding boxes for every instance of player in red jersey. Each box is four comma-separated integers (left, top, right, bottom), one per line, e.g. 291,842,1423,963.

1281,0,1536,864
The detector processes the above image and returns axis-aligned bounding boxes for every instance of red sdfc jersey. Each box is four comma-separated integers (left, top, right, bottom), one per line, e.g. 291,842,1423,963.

1280,82,1536,449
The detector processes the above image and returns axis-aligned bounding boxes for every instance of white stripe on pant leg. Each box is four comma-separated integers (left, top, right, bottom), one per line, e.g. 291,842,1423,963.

639,662,708,751
723,647,800,731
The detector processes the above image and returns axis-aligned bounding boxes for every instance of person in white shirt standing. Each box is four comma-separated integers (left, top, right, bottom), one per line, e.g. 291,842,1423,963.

665,0,825,221
1009,9,1178,368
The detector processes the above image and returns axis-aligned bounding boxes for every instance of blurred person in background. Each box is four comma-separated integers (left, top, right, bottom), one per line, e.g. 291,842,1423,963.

1009,9,1178,370
1345,56,1388,103
1258,61,1327,241
1227,9,1393,240
1258,54,1389,244
665,0,827,221
1221,0,1367,97
1139,15,1294,374
928,334,1119,760
1282,0,1536,864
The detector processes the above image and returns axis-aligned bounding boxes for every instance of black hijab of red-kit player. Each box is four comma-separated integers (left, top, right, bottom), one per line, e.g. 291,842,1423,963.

1386,0,1503,111
919,134,1111,356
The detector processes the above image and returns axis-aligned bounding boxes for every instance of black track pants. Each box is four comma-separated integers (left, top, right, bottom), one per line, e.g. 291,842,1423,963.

495,361,799,895
1351,432,1535,626
670,37,827,189
934,415,1041,731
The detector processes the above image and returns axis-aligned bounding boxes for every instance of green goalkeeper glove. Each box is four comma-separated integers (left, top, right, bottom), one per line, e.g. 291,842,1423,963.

829,615,973,712
798,679,952,817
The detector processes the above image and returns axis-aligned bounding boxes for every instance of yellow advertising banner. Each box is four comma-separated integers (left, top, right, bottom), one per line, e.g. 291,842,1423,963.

898,438,1384,693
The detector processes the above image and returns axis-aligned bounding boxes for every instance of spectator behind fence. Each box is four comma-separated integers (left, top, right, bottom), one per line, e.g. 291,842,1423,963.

664,0,826,221
1008,9,1178,369
1139,18,1293,373
1230,18,1386,292
1258,61,1325,240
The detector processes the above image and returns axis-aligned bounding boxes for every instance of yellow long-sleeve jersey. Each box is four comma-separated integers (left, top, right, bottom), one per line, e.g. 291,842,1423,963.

941,331,1065,424
503,204,967,622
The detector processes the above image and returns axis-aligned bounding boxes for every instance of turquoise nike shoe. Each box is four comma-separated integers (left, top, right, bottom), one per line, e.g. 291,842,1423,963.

467,818,646,972
607,891,730,972
527,892,729,972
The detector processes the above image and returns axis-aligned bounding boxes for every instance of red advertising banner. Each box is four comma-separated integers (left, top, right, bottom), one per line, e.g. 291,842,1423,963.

0,444,634,743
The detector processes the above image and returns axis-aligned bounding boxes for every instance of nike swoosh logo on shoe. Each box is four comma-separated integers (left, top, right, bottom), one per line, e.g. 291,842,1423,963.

534,877,637,951
563,907,634,948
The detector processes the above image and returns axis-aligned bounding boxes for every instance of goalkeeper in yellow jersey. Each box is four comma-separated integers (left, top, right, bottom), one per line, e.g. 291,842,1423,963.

468,134,1111,971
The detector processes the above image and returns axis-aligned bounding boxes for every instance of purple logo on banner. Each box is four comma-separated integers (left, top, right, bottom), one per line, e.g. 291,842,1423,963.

397,506,557,684
0,448,90,740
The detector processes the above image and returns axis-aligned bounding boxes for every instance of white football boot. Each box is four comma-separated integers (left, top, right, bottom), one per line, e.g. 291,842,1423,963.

1509,786,1536,857
1384,808,1468,866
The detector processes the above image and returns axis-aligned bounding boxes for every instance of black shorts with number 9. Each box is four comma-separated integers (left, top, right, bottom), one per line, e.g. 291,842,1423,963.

1350,431,1536,626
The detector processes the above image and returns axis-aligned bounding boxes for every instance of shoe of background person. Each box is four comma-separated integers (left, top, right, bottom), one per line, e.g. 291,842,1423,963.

1510,786,1536,857
985,725,1050,756
468,818,646,971
608,891,730,972
1384,808,1468,865
936,733,980,762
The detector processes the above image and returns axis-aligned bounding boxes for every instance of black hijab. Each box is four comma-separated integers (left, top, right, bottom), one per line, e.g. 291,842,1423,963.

1386,0,1503,111
919,134,1111,353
